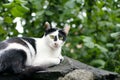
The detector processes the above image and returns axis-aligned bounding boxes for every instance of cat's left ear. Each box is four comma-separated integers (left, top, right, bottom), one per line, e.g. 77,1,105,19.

44,22,51,30
64,25,70,35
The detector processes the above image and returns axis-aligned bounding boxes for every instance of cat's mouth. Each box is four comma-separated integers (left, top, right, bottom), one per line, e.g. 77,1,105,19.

50,43,60,49
53,45,59,48
53,43,60,48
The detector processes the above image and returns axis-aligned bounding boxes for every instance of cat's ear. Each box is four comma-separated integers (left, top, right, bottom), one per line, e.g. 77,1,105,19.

64,25,70,35
44,22,51,30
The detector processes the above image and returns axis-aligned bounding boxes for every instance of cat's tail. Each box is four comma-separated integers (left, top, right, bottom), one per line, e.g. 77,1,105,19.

0,66,45,80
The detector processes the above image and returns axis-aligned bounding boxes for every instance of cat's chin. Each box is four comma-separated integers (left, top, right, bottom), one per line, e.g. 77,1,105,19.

51,45,60,49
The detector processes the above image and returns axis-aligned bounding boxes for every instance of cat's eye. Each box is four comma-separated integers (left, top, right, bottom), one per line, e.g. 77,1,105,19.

49,35,54,39
59,36,63,40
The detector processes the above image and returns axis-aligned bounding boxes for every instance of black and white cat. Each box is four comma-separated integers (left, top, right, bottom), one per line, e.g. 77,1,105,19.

0,22,70,75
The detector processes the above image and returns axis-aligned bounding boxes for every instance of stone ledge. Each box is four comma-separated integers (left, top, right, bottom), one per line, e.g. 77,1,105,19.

31,56,119,80
58,69,94,80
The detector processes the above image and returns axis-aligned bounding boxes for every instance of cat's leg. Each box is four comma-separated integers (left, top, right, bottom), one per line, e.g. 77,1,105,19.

32,57,61,68
6,49,27,74
48,57,61,65
19,66,45,76
0,64,5,74
12,61,25,74
58,55,64,62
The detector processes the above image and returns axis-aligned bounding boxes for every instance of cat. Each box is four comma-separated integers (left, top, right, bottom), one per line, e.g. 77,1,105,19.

0,22,70,78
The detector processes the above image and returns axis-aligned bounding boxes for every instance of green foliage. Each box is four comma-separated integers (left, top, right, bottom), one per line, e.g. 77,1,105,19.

0,0,120,73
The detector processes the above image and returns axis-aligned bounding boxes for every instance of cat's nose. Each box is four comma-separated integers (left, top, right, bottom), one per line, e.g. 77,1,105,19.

54,43,58,46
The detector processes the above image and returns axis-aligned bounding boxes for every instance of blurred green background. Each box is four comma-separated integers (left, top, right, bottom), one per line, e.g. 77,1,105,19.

0,0,120,73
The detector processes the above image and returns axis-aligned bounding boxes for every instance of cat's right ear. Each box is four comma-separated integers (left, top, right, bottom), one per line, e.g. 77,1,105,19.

64,25,70,35
44,22,51,30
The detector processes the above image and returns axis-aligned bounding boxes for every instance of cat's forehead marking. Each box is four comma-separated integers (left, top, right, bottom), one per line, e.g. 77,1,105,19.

45,28,57,36
59,30,66,36
49,29,66,41
45,28,65,36
49,30,59,35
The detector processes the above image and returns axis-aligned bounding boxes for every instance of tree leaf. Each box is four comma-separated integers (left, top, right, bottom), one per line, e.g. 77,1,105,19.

95,44,108,53
11,7,23,17
90,59,105,68
106,43,114,47
64,0,75,9
45,11,54,16
4,17,12,23
11,5,29,17
82,36,95,48
2,3,13,8
110,32,120,38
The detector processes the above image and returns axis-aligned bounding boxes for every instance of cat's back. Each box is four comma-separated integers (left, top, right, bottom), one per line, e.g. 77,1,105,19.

0,37,28,50
0,37,37,56
0,37,39,66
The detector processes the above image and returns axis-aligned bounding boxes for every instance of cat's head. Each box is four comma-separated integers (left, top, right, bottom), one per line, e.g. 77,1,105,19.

43,22,70,49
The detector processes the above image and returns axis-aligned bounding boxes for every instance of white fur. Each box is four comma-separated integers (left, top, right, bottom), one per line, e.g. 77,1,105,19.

31,37,64,67
31,30,65,67
21,39,36,65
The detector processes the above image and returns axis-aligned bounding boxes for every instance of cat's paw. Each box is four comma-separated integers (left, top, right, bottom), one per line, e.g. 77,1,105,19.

58,56,64,63
55,58,61,65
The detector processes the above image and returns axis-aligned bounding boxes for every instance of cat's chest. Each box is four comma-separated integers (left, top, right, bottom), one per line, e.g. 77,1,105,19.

35,38,61,58
36,46,52,57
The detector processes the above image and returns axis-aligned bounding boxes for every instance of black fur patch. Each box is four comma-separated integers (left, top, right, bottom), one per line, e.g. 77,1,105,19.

6,37,36,54
0,49,27,74
6,37,28,48
45,28,66,41
45,28,57,36
21,37,36,53
54,36,57,41
0,42,8,50
59,30,66,41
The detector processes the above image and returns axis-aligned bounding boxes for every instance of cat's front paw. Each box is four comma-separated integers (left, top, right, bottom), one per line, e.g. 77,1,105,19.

55,58,61,65
58,56,64,63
